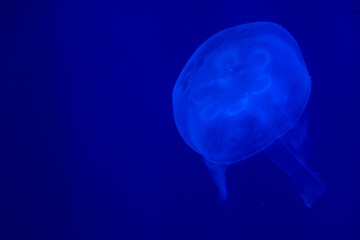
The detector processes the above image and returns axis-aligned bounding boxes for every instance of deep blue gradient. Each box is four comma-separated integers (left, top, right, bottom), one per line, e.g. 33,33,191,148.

2,0,360,239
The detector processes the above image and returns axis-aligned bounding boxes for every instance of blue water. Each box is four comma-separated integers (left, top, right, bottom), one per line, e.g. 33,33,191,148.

2,0,360,239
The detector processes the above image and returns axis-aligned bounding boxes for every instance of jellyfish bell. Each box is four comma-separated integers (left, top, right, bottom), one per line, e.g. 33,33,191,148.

172,22,325,207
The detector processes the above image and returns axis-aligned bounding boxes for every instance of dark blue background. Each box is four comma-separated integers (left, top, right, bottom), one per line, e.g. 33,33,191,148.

2,0,360,239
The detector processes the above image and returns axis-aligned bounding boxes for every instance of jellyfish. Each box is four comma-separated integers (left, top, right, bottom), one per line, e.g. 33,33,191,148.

172,22,325,207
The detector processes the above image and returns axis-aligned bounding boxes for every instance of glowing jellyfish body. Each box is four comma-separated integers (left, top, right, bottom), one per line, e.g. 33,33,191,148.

172,22,325,207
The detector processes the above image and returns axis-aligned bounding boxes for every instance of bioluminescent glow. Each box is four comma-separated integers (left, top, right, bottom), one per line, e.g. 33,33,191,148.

172,22,325,207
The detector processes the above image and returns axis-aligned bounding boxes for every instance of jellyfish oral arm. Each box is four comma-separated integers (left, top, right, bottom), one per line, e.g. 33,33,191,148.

204,160,228,201
265,139,326,207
